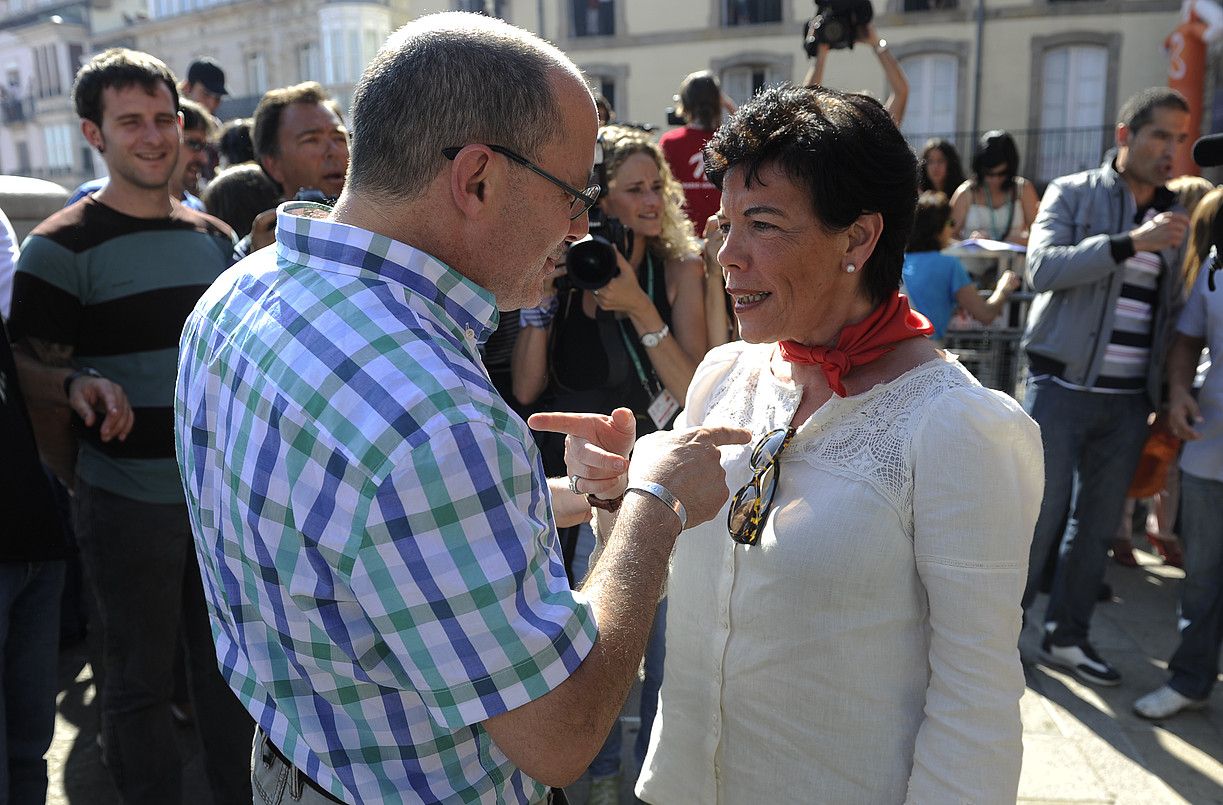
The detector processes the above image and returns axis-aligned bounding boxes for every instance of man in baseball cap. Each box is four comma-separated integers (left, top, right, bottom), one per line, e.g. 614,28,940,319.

181,56,228,114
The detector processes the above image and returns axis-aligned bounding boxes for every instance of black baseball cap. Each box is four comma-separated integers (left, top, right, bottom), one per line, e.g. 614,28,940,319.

186,57,228,97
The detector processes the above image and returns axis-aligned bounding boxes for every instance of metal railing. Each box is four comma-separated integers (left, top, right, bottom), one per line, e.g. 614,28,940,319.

903,126,1114,187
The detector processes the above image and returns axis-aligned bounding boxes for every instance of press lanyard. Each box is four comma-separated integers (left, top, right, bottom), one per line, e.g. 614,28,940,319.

983,183,1015,241
616,252,664,397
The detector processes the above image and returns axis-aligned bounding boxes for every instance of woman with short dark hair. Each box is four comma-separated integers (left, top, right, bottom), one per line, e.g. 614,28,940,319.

904,191,1020,340
951,129,1040,245
562,85,1042,803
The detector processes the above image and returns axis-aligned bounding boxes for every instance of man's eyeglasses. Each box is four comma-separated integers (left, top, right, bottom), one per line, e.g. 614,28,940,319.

183,139,208,152
728,427,795,546
442,144,601,221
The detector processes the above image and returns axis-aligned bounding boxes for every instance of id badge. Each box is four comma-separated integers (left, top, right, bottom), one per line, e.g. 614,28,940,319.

648,389,681,429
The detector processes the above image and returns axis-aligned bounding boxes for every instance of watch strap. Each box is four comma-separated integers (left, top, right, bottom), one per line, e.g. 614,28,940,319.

587,492,624,512
640,323,670,347
63,367,102,398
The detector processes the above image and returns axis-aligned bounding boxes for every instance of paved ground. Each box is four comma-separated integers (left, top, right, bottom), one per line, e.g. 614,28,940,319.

47,537,1222,804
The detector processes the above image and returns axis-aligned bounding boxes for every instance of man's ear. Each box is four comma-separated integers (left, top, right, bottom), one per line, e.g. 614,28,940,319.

1116,122,1131,151
448,146,498,219
260,155,287,197
80,119,104,154
845,211,884,269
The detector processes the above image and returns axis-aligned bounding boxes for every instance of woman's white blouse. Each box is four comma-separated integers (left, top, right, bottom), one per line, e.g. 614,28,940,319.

635,342,1044,805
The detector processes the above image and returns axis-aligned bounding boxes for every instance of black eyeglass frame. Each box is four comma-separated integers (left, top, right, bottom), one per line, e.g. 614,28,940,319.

441,144,601,221
727,427,795,546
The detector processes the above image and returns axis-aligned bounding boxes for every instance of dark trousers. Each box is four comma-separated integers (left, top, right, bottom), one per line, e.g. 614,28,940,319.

74,480,254,804
1021,379,1150,642
1168,471,1223,699
0,561,64,805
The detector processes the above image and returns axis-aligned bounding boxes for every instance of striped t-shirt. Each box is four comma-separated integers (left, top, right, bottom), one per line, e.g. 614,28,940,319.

1094,208,1163,392
8,196,234,503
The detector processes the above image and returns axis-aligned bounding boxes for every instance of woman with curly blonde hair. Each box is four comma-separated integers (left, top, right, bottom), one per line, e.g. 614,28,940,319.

512,124,708,426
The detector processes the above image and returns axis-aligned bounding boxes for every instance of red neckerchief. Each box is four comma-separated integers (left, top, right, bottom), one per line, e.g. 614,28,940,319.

778,291,934,396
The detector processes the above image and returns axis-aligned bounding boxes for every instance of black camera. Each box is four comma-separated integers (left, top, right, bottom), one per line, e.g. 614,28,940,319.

665,106,685,127
803,0,873,55
564,210,634,291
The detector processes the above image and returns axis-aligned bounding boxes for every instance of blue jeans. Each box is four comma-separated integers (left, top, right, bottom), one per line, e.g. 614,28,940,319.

74,480,254,805
571,526,666,779
1021,379,1150,643
0,561,64,805
1167,471,1223,700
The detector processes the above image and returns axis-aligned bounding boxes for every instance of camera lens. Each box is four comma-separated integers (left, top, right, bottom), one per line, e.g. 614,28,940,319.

567,237,620,290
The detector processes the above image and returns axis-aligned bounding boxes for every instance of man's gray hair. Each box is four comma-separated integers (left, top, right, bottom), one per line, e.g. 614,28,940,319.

348,12,587,201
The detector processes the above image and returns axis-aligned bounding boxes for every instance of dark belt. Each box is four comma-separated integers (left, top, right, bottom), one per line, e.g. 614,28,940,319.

263,737,346,804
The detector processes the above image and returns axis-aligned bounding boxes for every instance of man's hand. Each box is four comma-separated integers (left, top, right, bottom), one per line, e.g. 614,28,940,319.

702,215,725,268
996,269,1021,295
1167,386,1203,441
530,408,635,501
1131,211,1189,253
590,252,652,318
626,425,752,529
250,209,278,251
69,374,134,442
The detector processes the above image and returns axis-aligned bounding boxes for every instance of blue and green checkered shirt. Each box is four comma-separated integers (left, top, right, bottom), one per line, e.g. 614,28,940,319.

175,203,597,804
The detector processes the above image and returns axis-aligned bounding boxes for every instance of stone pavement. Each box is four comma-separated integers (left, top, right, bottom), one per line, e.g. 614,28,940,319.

47,538,1222,804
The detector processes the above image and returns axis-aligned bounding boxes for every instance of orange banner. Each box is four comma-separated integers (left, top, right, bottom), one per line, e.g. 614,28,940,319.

1168,8,1209,176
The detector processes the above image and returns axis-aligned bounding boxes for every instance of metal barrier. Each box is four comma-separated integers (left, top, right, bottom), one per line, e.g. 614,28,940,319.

943,290,1033,399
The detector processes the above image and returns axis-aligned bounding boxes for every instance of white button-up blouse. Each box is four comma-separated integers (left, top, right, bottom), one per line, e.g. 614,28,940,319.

636,342,1043,805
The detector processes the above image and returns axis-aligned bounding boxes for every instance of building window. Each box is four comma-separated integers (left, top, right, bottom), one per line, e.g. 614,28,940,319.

572,0,614,37
68,43,84,77
899,52,958,149
246,52,269,96
34,44,62,98
457,0,508,16
324,26,384,85
723,0,782,26
720,63,785,107
297,42,321,83
43,124,74,172
1037,44,1108,181
902,0,958,10
151,0,227,19
16,141,30,174
588,75,616,116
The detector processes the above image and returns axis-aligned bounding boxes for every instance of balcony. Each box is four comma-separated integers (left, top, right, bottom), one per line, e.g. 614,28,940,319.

1,95,33,125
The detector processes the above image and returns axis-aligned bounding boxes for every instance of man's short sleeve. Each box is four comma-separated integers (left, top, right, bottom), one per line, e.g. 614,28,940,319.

948,255,973,296
349,418,596,730
1177,267,1210,339
8,235,82,346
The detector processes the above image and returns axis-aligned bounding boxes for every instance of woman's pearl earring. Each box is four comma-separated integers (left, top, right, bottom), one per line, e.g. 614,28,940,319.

846,263,857,274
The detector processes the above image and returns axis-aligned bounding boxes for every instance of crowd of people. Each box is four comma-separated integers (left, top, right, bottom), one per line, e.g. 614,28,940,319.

0,9,1217,805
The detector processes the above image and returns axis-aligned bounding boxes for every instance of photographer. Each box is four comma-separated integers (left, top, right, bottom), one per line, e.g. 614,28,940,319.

511,125,707,801
802,3,908,126
512,125,708,427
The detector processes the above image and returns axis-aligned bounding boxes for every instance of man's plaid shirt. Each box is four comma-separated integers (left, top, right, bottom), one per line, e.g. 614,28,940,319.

175,203,596,804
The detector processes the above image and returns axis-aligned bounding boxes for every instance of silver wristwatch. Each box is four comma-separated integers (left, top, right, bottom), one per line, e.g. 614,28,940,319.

640,323,670,348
